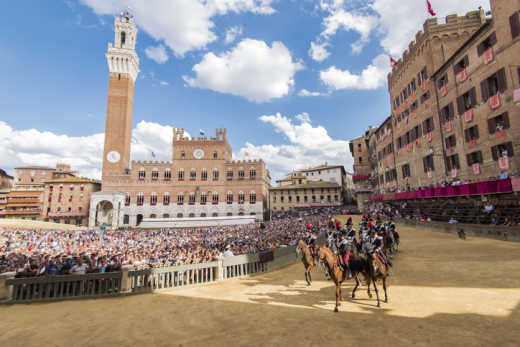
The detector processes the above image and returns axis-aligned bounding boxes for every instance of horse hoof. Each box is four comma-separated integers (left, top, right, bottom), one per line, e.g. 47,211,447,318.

377,303,381,308
368,294,373,298
352,294,355,299
334,307,339,313
385,299,388,303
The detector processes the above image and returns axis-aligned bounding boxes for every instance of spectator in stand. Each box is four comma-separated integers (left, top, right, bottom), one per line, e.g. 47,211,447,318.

499,171,509,179
448,217,459,224
484,202,495,214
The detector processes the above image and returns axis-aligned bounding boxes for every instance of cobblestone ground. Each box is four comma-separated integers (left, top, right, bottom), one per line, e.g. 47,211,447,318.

1,215,519,347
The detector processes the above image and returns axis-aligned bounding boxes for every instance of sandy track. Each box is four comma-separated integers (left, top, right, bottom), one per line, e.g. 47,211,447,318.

1,216,519,347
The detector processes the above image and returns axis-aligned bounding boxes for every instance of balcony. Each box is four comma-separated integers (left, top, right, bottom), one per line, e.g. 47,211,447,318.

48,212,87,217
7,199,40,204
3,209,41,215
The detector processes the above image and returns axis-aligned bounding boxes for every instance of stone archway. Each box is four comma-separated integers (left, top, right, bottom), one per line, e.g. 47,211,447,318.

96,200,114,227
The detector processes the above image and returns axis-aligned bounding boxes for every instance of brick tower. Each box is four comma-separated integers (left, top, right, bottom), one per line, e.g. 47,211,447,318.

102,11,139,183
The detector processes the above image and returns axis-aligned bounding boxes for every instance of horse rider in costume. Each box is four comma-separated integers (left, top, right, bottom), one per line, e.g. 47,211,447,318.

366,227,392,270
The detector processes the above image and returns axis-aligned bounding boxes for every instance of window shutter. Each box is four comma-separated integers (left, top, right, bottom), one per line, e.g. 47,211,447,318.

464,55,469,68
423,157,427,173
477,42,484,56
464,129,470,142
481,79,489,101
411,130,416,141
507,142,514,156
457,95,464,115
511,12,520,39
445,73,449,84
467,153,472,166
488,117,496,134
470,87,477,106
477,151,483,164
445,137,450,148
489,32,497,46
491,146,498,161
474,125,479,139
431,156,435,171
497,68,507,93
430,118,435,131
503,112,510,129
448,102,454,120
455,155,460,169
446,158,452,171
453,63,459,75
418,123,422,137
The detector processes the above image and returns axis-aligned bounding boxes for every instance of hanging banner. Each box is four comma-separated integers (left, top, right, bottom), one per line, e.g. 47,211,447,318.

473,163,480,175
451,168,458,178
499,157,509,170
464,109,473,122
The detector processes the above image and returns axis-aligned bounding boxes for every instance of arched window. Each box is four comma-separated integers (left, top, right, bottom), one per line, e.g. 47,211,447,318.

249,169,256,179
250,192,256,204
164,169,171,180
121,31,126,45
163,193,170,205
138,168,145,179
200,192,207,204
137,193,144,205
190,169,196,180
150,214,157,219
238,191,245,204
189,213,195,218
201,169,208,181
227,212,233,216
213,169,219,180
162,214,170,218
125,193,131,206
189,193,196,204
152,168,159,180
212,193,219,204
177,213,183,218
177,193,184,204
150,193,157,205
213,152,218,159
227,192,233,204
178,169,184,180
123,215,130,224
200,213,207,217
212,212,218,217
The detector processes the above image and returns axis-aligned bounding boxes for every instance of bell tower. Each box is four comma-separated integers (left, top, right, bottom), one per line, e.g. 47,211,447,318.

102,11,139,183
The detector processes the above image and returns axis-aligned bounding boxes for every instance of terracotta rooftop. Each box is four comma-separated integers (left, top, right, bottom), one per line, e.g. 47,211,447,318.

44,177,100,184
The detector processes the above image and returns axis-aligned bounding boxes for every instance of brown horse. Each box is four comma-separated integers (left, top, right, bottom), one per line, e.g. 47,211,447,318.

318,247,369,312
296,239,316,285
365,251,389,307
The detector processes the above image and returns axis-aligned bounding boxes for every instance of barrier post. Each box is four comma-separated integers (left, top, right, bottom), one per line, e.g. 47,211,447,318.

120,265,133,293
216,259,224,281
0,272,15,302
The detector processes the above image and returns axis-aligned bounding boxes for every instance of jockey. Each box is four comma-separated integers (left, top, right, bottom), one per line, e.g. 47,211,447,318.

336,234,354,277
305,231,318,257
326,228,336,251
370,228,392,269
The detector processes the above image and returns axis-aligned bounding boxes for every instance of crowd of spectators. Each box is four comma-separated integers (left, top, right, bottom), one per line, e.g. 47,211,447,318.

0,211,332,277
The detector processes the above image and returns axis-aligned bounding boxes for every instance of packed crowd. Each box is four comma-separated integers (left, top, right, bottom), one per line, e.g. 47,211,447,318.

0,213,330,277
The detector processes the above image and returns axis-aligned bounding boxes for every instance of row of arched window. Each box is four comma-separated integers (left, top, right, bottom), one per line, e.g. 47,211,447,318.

126,192,257,206
137,168,257,181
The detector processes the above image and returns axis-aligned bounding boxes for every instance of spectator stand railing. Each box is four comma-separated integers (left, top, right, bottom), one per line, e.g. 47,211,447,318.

4,272,122,303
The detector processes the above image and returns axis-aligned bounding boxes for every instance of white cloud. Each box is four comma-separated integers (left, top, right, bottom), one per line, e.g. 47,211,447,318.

80,0,275,57
234,113,352,180
320,54,390,91
0,120,186,179
159,81,169,86
308,41,330,62
224,26,243,44
294,112,311,123
298,89,323,97
371,0,490,57
183,38,304,103
144,45,169,64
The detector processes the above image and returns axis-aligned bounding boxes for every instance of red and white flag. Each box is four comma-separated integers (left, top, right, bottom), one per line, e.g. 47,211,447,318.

390,56,398,68
427,0,436,17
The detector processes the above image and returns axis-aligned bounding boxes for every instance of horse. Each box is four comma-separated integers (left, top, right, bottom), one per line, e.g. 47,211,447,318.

296,239,316,285
383,231,395,255
317,247,369,312
365,251,389,307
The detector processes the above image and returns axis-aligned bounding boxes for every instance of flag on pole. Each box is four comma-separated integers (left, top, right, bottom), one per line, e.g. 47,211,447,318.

427,0,436,17
244,151,249,157
199,129,205,136
390,56,398,68
151,151,156,158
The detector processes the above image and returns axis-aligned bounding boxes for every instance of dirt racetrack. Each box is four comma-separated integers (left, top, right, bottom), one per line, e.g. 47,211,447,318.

1,215,519,347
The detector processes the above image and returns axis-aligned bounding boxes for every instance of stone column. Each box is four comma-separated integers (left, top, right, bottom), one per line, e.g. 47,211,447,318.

0,272,15,302
120,265,133,293
216,259,224,281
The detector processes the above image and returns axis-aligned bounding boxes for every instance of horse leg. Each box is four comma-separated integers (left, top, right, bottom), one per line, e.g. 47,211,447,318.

352,274,360,299
373,278,381,307
383,277,388,303
307,267,313,285
305,271,310,286
367,280,372,298
334,283,340,312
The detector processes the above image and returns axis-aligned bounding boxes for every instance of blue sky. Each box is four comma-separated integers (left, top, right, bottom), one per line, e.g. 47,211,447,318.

0,0,490,180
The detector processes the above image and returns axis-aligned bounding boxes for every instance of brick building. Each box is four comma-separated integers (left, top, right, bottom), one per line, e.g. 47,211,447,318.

351,1,520,194
269,174,342,213
0,169,14,189
43,177,101,226
89,13,271,228
293,163,354,203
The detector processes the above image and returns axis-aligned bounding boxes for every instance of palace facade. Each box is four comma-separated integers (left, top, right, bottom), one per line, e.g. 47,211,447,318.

350,0,520,201
89,13,270,228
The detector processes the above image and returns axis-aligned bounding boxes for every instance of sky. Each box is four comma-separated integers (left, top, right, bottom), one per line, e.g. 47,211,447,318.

0,0,490,181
